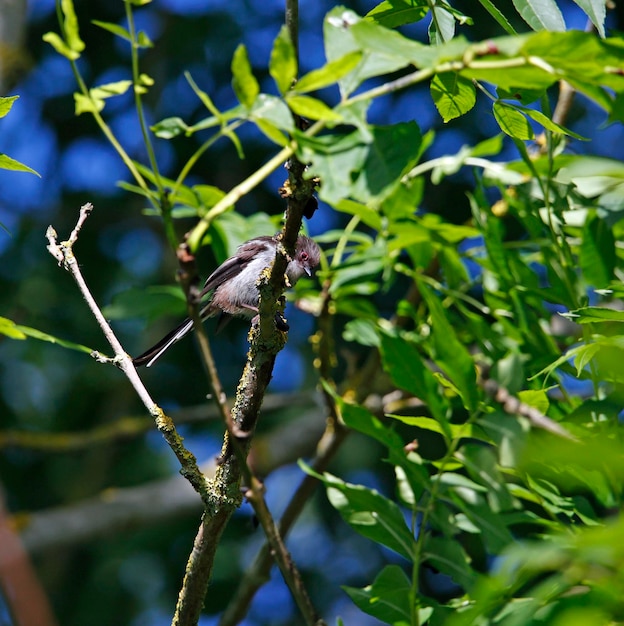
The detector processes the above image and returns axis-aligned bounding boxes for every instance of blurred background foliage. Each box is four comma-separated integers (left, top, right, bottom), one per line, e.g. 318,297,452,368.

1,0,624,625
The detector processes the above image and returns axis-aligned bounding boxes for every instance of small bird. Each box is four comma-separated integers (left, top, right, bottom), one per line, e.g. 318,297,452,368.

133,234,321,367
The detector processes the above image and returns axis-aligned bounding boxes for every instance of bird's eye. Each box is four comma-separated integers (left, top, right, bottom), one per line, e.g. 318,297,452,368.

300,252,308,262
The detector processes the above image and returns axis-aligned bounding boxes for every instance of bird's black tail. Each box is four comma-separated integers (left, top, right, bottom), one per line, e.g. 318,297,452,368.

132,318,194,368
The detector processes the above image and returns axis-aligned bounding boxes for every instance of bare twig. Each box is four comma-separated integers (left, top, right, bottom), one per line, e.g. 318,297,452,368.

46,204,210,504
480,376,578,441
220,419,346,626
244,476,324,626
0,392,316,453
16,407,325,555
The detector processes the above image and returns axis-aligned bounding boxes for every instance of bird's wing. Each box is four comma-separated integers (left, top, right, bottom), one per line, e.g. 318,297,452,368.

199,236,274,296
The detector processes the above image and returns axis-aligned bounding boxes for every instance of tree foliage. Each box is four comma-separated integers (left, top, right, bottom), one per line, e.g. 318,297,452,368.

1,0,624,625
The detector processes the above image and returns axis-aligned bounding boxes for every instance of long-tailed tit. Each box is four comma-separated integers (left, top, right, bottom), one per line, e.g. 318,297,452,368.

133,234,320,367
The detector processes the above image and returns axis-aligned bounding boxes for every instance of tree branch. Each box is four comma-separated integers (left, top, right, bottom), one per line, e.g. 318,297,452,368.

16,406,325,555
46,204,210,503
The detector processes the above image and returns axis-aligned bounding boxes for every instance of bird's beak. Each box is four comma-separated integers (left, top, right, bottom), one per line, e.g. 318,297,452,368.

304,266,312,277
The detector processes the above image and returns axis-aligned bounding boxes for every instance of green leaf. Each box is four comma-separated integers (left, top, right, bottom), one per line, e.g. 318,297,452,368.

333,199,382,231
231,44,259,109
91,20,131,42
254,120,288,146
297,123,422,206
324,7,428,97
520,107,588,140
90,80,133,100
0,317,27,339
493,101,533,140
74,93,104,115
517,389,550,415
423,536,477,589
151,117,190,139
497,86,546,105
250,94,295,132
0,317,92,353
365,0,429,27
334,395,404,452
60,0,85,54
580,215,615,288
431,72,476,122
0,154,40,176
419,280,480,412
285,94,342,121
379,330,450,433
301,463,416,561
294,51,362,94
269,26,297,95
352,123,422,203
571,0,605,37
0,96,19,119
42,31,80,60
185,71,222,119
136,31,153,49
512,0,565,31
562,307,624,325
429,4,455,45
476,0,517,35
343,565,413,623
389,415,477,441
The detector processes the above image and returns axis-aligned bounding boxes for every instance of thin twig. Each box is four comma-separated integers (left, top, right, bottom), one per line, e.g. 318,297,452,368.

0,392,315,453
46,204,210,504
480,376,578,441
219,420,346,626
17,407,325,555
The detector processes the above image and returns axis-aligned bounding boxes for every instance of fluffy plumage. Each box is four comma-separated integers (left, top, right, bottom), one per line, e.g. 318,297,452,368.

133,234,320,367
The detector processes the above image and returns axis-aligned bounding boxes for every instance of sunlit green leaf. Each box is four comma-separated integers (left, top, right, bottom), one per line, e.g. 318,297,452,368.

476,0,517,35
74,93,105,115
0,96,19,118
231,44,259,109
333,199,382,231
429,4,455,45
365,0,429,27
297,123,422,206
250,94,295,132
0,317,92,353
517,389,550,415
521,107,588,140
90,80,133,100
60,0,85,54
151,117,190,139
493,101,534,140
571,0,606,37
91,20,131,41
512,0,565,31
0,154,40,176
285,94,342,121
43,32,80,60
431,72,476,122
269,26,297,95
294,51,362,93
